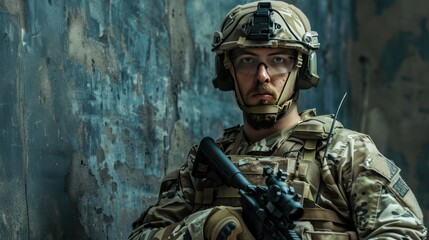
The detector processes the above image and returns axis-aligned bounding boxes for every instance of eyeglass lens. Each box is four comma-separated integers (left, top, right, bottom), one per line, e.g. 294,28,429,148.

233,54,295,76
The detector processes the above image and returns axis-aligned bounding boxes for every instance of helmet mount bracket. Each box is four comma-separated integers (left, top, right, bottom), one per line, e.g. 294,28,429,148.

241,2,277,41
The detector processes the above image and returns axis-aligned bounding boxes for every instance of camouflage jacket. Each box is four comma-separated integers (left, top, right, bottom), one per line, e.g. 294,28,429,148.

129,109,427,239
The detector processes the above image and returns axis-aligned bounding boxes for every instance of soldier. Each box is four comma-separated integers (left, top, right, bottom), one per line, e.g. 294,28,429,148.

129,1,427,239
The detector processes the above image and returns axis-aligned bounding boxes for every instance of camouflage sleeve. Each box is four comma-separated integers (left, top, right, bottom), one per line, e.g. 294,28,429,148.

337,131,427,239
128,145,202,240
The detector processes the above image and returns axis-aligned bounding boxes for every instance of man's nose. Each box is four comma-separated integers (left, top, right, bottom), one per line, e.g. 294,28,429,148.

256,63,270,83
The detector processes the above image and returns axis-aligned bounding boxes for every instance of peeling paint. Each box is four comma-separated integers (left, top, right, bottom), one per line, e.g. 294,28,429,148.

167,0,194,86
66,8,120,79
0,0,27,30
37,59,52,108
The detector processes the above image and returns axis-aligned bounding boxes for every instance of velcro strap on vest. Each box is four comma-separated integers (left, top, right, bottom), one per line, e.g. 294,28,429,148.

286,158,297,174
215,186,240,198
293,180,314,203
306,231,357,240
301,208,347,225
195,186,242,204
302,139,317,161
195,188,214,204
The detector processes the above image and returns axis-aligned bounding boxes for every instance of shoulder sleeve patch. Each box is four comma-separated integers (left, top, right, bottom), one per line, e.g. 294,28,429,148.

362,154,400,181
386,158,400,179
392,177,409,198
361,154,423,219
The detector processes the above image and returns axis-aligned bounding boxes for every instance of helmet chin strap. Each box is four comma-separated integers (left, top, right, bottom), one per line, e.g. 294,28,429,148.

232,67,299,115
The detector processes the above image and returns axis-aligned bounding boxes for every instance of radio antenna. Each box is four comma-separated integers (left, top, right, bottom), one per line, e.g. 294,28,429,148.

315,92,348,204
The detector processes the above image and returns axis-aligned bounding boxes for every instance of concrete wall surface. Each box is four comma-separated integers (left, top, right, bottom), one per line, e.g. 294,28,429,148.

0,0,426,239
349,0,429,229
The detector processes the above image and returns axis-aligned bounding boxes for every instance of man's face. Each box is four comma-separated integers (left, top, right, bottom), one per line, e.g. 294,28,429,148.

230,47,297,129
231,48,296,107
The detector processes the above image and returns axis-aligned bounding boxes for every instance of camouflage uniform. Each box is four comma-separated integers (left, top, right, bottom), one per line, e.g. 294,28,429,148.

129,110,427,239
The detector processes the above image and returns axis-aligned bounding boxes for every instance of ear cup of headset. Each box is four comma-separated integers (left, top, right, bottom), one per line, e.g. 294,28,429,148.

296,51,319,90
212,54,235,91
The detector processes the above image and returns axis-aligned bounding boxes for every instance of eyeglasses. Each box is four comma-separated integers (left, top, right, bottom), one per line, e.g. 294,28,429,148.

232,53,295,76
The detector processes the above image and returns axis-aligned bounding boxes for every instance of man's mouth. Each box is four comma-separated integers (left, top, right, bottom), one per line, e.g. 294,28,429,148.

251,91,274,100
253,93,272,100
248,92,277,105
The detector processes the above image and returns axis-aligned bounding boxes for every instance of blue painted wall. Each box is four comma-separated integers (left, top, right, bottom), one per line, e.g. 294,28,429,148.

349,0,429,229
0,0,426,239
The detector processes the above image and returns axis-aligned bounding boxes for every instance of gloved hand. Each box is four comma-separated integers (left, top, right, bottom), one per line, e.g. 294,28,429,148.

204,206,255,240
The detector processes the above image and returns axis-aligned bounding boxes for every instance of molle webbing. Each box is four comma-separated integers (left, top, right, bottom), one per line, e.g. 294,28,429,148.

274,114,352,229
301,208,348,225
193,157,285,205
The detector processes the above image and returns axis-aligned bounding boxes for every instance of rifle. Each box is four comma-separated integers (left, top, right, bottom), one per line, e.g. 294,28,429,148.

192,136,303,240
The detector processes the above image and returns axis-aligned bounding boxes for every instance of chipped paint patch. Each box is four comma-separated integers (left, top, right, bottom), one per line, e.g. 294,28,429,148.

66,8,119,79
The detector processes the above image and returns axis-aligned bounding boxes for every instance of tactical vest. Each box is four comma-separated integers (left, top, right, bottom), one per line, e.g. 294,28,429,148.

191,110,358,239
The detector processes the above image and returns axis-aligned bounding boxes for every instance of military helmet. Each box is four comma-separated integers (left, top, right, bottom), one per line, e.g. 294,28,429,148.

212,1,320,92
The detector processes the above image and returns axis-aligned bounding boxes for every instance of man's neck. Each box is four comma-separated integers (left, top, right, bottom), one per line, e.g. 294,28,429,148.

243,104,301,144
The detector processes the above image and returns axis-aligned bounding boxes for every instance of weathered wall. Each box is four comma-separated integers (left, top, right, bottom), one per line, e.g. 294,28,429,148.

349,0,429,229
2,0,425,239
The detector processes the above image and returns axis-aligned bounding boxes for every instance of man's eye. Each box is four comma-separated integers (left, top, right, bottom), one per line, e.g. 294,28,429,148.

271,55,295,65
239,57,255,64
272,57,285,64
